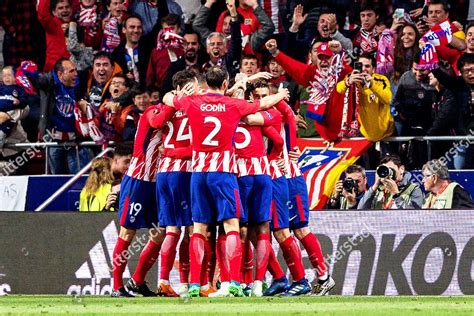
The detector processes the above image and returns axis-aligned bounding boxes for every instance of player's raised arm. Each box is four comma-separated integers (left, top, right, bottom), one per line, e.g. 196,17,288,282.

258,88,290,110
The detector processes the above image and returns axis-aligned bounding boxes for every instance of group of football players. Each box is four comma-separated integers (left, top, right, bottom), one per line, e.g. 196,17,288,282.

110,66,335,298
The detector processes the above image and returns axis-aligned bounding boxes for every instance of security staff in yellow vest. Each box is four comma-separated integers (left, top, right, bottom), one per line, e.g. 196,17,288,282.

327,164,367,209
358,155,423,209
422,159,474,209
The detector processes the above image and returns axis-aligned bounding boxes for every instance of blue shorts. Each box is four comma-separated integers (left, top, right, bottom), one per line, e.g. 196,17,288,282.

157,172,192,227
191,172,242,224
238,175,272,225
270,177,290,230
287,176,310,229
118,175,158,229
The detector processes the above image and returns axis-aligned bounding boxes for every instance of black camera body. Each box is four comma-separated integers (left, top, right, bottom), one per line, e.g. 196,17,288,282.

376,165,397,180
342,178,359,194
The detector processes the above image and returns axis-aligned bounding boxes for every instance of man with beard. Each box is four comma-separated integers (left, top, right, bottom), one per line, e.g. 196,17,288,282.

37,0,72,72
159,30,204,96
265,38,351,142
112,15,150,84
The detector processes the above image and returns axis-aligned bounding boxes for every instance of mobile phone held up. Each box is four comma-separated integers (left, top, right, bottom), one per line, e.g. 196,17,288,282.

394,8,405,20
354,61,363,73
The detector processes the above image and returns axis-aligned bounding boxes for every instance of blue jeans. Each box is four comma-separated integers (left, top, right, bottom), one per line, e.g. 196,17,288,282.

47,145,93,174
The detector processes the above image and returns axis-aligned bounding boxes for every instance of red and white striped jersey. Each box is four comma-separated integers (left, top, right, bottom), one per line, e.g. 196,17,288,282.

262,105,301,179
173,93,259,173
158,157,192,172
235,122,271,177
159,109,192,172
126,105,162,182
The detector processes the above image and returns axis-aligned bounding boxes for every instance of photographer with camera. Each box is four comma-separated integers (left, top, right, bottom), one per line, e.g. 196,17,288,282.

327,164,367,209
358,154,423,209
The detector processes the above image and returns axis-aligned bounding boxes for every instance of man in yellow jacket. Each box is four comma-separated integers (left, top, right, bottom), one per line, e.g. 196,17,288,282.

336,54,394,141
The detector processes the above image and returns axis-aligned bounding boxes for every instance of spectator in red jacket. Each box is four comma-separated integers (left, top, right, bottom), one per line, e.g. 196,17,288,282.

37,0,73,72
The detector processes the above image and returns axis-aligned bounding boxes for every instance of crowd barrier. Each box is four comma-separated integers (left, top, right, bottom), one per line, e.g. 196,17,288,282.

0,211,471,295
1,170,474,211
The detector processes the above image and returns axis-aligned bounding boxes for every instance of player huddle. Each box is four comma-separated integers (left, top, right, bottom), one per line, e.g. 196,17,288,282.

111,66,335,298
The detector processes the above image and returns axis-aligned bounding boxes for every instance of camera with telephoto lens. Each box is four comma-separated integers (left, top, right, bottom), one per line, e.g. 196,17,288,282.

376,165,397,180
342,178,359,194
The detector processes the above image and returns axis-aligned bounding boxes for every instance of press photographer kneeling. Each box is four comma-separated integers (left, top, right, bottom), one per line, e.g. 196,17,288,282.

358,155,423,209
328,165,367,209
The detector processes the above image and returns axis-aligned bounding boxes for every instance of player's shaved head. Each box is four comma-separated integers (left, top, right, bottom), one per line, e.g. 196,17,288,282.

205,66,228,89
172,69,197,89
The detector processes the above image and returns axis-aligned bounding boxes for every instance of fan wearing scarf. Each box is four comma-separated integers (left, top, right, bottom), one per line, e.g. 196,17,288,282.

348,3,380,59
101,0,127,53
417,0,466,73
146,14,184,91
74,0,104,50
336,54,394,142
265,38,351,142
38,58,93,174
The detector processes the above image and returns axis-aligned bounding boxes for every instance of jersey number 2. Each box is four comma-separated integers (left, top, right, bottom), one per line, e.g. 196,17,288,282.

202,116,221,146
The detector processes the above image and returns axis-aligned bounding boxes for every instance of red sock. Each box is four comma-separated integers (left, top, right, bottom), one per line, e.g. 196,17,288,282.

216,234,230,282
179,238,190,284
159,232,179,281
189,233,206,285
200,238,211,286
112,237,131,290
267,248,285,280
132,239,161,285
226,231,242,283
255,234,271,281
207,239,217,285
280,236,305,282
243,240,253,284
300,233,327,277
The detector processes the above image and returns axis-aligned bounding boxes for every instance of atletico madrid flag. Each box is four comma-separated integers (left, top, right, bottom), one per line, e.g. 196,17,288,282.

297,138,373,210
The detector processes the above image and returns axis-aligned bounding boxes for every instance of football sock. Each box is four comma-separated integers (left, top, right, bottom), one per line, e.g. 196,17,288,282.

300,233,327,278
178,238,190,284
267,247,285,280
207,238,216,285
243,240,254,285
255,233,271,281
189,233,206,285
132,239,162,285
216,234,230,282
112,237,131,290
226,231,242,283
159,232,179,281
280,236,305,282
200,238,212,286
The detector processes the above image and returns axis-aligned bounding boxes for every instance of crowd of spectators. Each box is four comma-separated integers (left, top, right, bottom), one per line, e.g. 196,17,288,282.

0,0,474,177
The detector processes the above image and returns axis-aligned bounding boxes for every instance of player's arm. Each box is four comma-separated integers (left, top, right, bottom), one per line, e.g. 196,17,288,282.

146,106,176,129
164,146,193,160
242,112,265,126
262,126,284,160
274,100,297,149
258,88,290,110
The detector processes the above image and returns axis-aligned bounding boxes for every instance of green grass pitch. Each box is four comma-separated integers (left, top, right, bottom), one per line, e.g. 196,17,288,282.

0,295,473,315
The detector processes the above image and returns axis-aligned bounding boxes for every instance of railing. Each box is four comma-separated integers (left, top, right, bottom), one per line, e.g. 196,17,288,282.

33,146,114,212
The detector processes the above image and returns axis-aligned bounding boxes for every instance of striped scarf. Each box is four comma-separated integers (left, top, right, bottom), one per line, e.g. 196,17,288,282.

101,16,121,53
78,4,98,38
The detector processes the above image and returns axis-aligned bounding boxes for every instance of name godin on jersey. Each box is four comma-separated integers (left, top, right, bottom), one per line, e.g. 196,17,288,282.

200,103,226,112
